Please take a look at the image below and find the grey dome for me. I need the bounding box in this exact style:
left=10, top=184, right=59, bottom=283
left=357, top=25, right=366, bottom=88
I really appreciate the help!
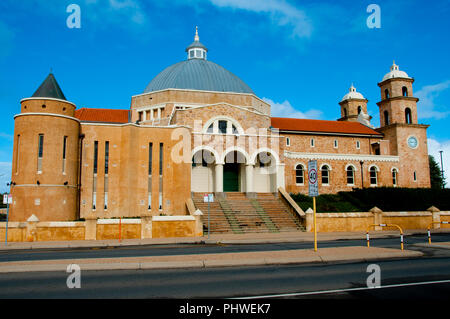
left=143, top=59, right=254, bottom=94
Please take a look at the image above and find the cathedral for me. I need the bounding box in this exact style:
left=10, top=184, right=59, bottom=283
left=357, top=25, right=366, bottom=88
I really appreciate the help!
left=9, top=29, right=431, bottom=222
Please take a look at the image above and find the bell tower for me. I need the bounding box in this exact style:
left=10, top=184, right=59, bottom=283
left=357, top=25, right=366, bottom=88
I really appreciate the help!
left=377, top=61, right=418, bottom=127
left=376, top=62, right=430, bottom=188
left=338, top=84, right=370, bottom=123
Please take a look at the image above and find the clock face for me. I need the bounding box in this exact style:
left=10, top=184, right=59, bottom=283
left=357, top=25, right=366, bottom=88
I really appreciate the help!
left=407, top=136, right=418, bottom=149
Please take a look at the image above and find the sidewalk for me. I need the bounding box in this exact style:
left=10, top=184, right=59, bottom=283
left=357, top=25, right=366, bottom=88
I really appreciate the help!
left=0, top=246, right=423, bottom=273
left=1, top=228, right=447, bottom=251
left=0, top=230, right=440, bottom=273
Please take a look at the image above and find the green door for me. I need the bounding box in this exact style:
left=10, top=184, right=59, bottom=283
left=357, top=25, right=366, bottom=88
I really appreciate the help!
left=223, top=164, right=239, bottom=192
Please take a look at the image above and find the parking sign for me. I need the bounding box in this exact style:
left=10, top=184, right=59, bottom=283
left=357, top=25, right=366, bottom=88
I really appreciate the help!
left=308, top=160, right=319, bottom=197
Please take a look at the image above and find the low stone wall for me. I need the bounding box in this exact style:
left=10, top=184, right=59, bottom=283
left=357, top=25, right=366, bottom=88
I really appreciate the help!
left=0, top=215, right=199, bottom=242
left=305, top=207, right=450, bottom=233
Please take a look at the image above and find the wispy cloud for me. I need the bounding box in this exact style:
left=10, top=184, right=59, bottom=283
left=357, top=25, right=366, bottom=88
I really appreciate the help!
left=83, top=0, right=147, bottom=26
left=416, top=80, right=450, bottom=120
left=263, top=97, right=322, bottom=119
left=208, top=0, right=313, bottom=39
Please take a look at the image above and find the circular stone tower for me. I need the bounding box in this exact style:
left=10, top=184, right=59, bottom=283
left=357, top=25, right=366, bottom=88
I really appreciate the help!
left=10, top=73, right=81, bottom=221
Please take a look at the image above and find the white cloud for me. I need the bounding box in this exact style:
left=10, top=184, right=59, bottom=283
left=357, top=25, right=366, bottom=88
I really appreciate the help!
left=263, top=97, right=322, bottom=119
left=416, top=80, right=450, bottom=120
left=428, top=138, right=450, bottom=185
left=208, top=0, right=312, bottom=39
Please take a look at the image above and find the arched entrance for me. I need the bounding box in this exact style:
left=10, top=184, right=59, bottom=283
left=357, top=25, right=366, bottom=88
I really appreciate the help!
left=223, top=151, right=247, bottom=192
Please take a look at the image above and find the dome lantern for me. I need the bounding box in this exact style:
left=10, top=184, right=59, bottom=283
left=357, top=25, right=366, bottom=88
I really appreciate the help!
left=186, top=26, right=208, bottom=60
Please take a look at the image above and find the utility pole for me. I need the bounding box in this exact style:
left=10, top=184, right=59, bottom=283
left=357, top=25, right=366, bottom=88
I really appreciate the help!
left=439, top=151, right=445, bottom=189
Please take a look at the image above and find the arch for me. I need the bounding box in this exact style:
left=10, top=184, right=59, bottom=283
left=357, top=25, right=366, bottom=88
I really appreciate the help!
left=345, top=163, right=358, bottom=172
left=368, top=164, right=380, bottom=172
left=221, top=146, right=249, bottom=165
left=191, top=145, right=220, bottom=164
left=405, top=108, right=412, bottom=124
left=343, top=108, right=348, bottom=117
left=402, top=86, right=408, bottom=97
left=320, top=163, right=333, bottom=171
left=357, top=106, right=362, bottom=114
left=249, top=148, right=280, bottom=166
left=385, top=89, right=390, bottom=99
left=203, top=116, right=245, bottom=135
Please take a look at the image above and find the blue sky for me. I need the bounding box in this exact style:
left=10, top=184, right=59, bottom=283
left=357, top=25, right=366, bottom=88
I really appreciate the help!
left=0, top=0, right=449, bottom=191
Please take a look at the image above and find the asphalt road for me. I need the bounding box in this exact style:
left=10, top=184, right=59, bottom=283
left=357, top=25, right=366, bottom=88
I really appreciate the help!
left=1, top=233, right=450, bottom=262
left=0, top=256, right=449, bottom=299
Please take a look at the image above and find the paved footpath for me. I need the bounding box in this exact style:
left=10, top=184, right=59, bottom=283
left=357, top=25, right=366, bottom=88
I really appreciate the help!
left=1, top=229, right=446, bottom=273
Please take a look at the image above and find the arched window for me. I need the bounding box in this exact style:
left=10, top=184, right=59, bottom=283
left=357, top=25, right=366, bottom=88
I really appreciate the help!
left=357, top=106, right=362, bottom=114
left=385, top=89, right=390, bottom=99
left=343, top=108, right=348, bottom=117
left=384, top=111, right=390, bottom=126
left=405, top=108, right=412, bottom=124
left=321, top=165, right=330, bottom=185
left=346, top=166, right=355, bottom=185
left=295, top=164, right=304, bottom=184
left=392, top=168, right=398, bottom=186
left=402, top=86, right=408, bottom=97
left=370, top=166, right=378, bottom=186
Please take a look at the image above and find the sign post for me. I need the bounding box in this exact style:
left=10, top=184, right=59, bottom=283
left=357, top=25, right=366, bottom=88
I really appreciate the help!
left=308, top=160, right=319, bottom=252
left=204, top=193, right=214, bottom=239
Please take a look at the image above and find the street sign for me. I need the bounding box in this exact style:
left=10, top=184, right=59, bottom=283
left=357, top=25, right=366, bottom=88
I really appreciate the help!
left=308, top=160, right=319, bottom=197
left=203, top=193, right=214, bottom=203
left=3, top=194, right=11, bottom=204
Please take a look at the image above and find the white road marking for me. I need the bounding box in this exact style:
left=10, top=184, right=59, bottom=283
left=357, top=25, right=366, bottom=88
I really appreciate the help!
left=233, top=279, right=450, bottom=299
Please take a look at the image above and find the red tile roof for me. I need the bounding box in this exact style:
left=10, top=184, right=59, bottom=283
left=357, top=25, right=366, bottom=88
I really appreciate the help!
left=271, top=117, right=382, bottom=136
left=75, top=108, right=129, bottom=124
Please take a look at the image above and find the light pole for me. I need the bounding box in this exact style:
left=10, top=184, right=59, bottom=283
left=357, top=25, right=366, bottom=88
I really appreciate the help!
left=439, top=151, right=445, bottom=189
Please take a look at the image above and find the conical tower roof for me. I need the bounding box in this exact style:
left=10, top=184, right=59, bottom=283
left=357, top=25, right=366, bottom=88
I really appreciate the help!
left=32, top=73, right=67, bottom=100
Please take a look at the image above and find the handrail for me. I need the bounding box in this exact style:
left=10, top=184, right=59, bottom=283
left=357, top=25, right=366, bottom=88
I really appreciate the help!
left=427, top=221, right=450, bottom=244
left=366, top=223, right=404, bottom=251
left=278, top=187, right=305, bottom=217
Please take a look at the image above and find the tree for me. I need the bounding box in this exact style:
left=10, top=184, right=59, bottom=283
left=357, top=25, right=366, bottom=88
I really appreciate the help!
left=429, top=155, right=446, bottom=189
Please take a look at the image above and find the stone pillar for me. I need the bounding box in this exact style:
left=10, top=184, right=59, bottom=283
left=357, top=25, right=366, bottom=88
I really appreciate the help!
left=428, top=206, right=441, bottom=229
left=369, top=207, right=383, bottom=231
left=305, top=208, right=314, bottom=232
left=85, top=218, right=97, bottom=240
left=141, top=216, right=153, bottom=239
left=245, top=164, right=254, bottom=194
left=215, top=163, right=224, bottom=193
left=25, top=214, right=39, bottom=242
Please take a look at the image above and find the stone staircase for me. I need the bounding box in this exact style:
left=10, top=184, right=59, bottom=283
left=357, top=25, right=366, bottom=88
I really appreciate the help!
left=192, top=192, right=305, bottom=234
